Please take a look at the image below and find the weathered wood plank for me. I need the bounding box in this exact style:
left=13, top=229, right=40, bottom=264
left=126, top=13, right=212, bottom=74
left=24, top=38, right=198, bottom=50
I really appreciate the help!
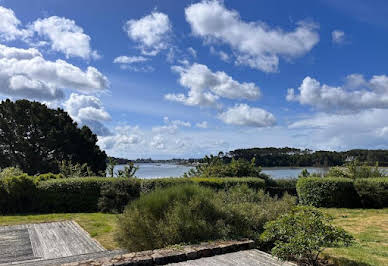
left=168, top=250, right=295, bottom=266
left=0, top=221, right=106, bottom=264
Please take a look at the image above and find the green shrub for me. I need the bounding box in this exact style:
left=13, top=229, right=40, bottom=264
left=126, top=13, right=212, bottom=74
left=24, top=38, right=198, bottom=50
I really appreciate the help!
left=297, top=177, right=359, bottom=208
left=140, top=177, right=265, bottom=194
left=34, top=173, right=65, bottom=183
left=0, top=167, right=24, bottom=179
left=116, top=184, right=228, bottom=251
left=37, top=177, right=115, bottom=212
left=192, top=177, right=265, bottom=191
left=140, top=178, right=193, bottom=193
left=98, top=178, right=141, bottom=213
left=327, top=160, right=384, bottom=179
left=354, top=178, right=388, bottom=208
left=184, top=157, right=269, bottom=180
left=116, top=184, right=296, bottom=252
left=265, top=179, right=297, bottom=197
left=261, top=206, right=353, bottom=265
left=0, top=174, right=37, bottom=214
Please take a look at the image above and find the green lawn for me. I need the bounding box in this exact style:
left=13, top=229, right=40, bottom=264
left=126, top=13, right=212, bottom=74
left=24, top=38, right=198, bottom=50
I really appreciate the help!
left=0, top=213, right=119, bottom=250
left=0, top=209, right=386, bottom=265
left=322, top=208, right=388, bottom=266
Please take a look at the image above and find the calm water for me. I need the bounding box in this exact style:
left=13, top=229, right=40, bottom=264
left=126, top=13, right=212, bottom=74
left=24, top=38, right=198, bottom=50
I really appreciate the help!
left=114, top=164, right=388, bottom=179
left=114, top=164, right=330, bottom=179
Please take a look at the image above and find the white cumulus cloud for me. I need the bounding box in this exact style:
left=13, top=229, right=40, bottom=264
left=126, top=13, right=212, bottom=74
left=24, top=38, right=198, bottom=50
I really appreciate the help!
left=0, top=44, right=108, bottom=101
left=219, top=104, right=276, bottom=127
left=185, top=0, right=319, bottom=72
left=64, top=93, right=111, bottom=136
left=124, top=11, right=172, bottom=56
left=0, top=6, right=30, bottom=41
left=287, top=75, right=388, bottom=112
left=113, top=55, right=149, bottom=64
left=30, top=16, right=100, bottom=60
left=165, top=63, right=260, bottom=107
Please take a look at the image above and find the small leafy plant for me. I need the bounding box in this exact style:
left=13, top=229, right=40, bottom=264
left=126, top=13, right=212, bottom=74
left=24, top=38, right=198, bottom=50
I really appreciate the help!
left=261, top=206, right=353, bottom=265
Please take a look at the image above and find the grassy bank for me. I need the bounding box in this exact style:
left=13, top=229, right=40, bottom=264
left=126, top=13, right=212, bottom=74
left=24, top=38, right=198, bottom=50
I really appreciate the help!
left=0, top=213, right=118, bottom=250
left=322, top=208, right=388, bottom=266
left=0, top=209, right=386, bottom=265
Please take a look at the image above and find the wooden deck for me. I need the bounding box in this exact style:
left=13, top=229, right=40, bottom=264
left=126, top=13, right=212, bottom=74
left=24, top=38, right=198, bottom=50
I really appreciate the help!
left=168, top=249, right=295, bottom=266
left=0, top=221, right=106, bottom=265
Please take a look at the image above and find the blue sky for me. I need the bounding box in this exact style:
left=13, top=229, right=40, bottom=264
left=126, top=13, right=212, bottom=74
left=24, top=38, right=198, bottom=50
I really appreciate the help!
left=1, top=0, right=388, bottom=159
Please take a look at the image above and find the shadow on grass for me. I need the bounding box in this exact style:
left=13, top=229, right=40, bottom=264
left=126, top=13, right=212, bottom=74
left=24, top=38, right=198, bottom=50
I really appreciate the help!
left=328, top=256, right=372, bottom=266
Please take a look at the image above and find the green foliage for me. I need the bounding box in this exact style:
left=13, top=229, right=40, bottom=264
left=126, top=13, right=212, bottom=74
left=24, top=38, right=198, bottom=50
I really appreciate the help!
left=0, top=174, right=37, bottom=214
left=58, top=160, right=96, bottom=178
left=37, top=177, right=115, bottom=213
left=0, top=99, right=107, bottom=175
left=117, top=162, right=138, bottom=178
left=98, top=178, right=141, bottom=213
left=140, top=177, right=265, bottom=194
left=184, top=156, right=269, bottom=180
left=0, top=167, right=24, bottom=179
left=327, top=160, right=384, bottom=179
left=297, top=177, right=359, bottom=208
left=106, top=158, right=116, bottom=177
left=116, top=184, right=296, bottom=251
left=265, top=178, right=298, bottom=197
left=34, top=173, right=65, bottom=182
left=299, top=168, right=310, bottom=178
left=261, top=206, right=353, bottom=265
left=354, top=178, right=388, bottom=208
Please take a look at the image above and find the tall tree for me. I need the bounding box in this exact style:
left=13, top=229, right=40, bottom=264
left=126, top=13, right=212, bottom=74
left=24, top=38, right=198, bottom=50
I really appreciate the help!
left=0, top=99, right=107, bottom=175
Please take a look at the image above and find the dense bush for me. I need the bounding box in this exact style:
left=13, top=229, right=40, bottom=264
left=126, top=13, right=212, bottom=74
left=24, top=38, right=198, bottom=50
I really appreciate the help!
left=261, top=206, right=353, bottom=265
left=265, top=178, right=297, bottom=197
left=354, top=178, right=388, bottom=208
left=34, top=173, right=65, bottom=182
left=0, top=174, right=37, bottom=214
left=140, top=177, right=265, bottom=193
left=297, top=177, right=359, bottom=208
left=37, top=177, right=115, bottom=212
left=98, top=178, right=141, bottom=213
left=0, top=167, right=24, bottom=179
left=184, top=157, right=269, bottom=180
left=192, top=177, right=265, bottom=191
left=326, top=160, right=384, bottom=179
left=116, top=184, right=296, bottom=251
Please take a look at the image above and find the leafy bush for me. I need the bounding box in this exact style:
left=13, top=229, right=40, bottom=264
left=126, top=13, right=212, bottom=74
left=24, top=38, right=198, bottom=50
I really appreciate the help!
left=116, top=184, right=296, bottom=251
left=354, top=178, right=388, bottom=208
left=37, top=177, right=115, bottom=212
left=34, top=173, right=65, bottom=183
left=261, top=206, right=353, bottom=265
left=0, top=167, right=24, bottom=179
left=327, top=160, right=384, bottom=179
left=184, top=157, right=269, bottom=180
left=265, top=178, right=297, bottom=197
left=0, top=174, right=37, bottom=214
left=192, top=177, right=265, bottom=191
left=98, top=178, right=141, bottom=213
left=140, top=177, right=265, bottom=194
left=117, top=162, right=139, bottom=178
left=297, top=177, right=359, bottom=208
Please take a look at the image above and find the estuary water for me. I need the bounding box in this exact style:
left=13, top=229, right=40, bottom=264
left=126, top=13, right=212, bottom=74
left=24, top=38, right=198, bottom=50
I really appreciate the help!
left=114, top=163, right=330, bottom=179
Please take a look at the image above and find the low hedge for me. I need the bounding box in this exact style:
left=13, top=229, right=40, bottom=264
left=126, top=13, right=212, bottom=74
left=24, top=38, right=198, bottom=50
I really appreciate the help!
left=297, top=177, right=359, bottom=208
left=354, top=178, right=388, bottom=208
left=265, top=179, right=297, bottom=197
left=0, top=174, right=37, bottom=214
left=140, top=177, right=265, bottom=193
left=37, top=177, right=116, bottom=213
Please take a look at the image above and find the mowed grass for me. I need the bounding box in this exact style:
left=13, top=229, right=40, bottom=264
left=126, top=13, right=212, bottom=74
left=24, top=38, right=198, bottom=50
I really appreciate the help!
left=0, top=213, right=119, bottom=250
left=322, top=208, right=388, bottom=266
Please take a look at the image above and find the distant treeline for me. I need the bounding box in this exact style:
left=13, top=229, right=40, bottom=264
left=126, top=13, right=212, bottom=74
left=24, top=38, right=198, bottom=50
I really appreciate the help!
left=109, top=147, right=388, bottom=167
left=223, top=147, right=388, bottom=167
